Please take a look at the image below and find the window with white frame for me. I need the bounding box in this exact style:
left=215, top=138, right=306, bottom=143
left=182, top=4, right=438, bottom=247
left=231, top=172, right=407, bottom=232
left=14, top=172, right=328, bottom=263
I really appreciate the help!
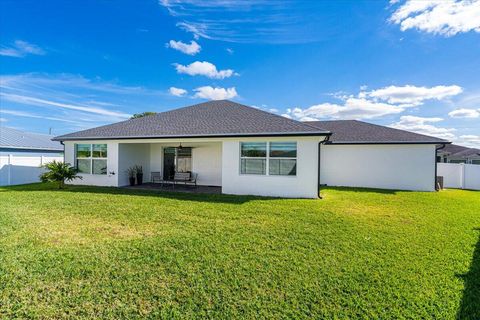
left=240, top=142, right=267, bottom=174
left=269, top=142, right=297, bottom=176
left=240, top=141, right=297, bottom=176
left=75, top=144, right=108, bottom=175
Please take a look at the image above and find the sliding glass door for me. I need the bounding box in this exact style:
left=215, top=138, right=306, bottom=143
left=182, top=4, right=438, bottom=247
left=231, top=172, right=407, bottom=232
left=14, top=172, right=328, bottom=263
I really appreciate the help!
left=163, top=147, right=192, bottom=179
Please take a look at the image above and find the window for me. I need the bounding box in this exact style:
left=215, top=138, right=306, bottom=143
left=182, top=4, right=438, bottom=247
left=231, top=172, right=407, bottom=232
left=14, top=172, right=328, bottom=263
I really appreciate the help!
left=240, top=141, right=297, bottom=176
left=269, top=142, right=297, bottom=176
left=75, top=144, right=108, bottom=174
left=240, top=142, right=266, bottom=174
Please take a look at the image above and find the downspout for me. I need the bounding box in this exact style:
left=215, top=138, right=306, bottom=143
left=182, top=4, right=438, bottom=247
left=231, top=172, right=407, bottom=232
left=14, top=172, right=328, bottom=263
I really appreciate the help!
left=435, top=144, right=446, bottom=191
left=318, top=134, right=331, bottom=199
left=60, top=141, right=65, bottom=164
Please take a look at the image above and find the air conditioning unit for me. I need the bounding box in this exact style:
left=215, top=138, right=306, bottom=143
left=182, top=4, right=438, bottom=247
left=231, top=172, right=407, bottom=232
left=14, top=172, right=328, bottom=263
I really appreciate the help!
left=436, top=176, right=444, bottom=190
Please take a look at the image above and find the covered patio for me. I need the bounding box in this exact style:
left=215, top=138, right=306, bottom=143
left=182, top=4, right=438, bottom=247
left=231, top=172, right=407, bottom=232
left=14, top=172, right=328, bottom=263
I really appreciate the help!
left=117, top=140, right=223, bottom=188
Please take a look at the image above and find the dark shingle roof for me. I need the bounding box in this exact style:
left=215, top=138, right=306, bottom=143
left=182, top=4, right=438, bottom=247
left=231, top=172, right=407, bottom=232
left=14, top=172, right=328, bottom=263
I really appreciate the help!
left=0, top=127, right=63, bottom=151
left=305, top=120, right=448, bottom=144
left=54, top=100, right=329, bottom=141
left=441, top=144, right=480, bottom=157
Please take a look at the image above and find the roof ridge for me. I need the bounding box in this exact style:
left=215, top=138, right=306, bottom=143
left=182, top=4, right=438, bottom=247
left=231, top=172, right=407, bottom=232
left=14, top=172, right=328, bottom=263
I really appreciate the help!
left=215, top=100, right=330, bottom=131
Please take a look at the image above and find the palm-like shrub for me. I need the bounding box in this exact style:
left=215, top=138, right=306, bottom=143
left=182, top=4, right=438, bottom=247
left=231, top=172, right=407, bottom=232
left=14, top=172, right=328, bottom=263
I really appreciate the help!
left=40, top=161, right=82, bottom=189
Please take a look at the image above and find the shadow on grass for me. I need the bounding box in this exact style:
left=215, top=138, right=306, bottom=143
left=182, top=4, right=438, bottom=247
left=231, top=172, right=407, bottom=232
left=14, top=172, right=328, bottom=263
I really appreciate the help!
left=0, top=182, right=287, bottom=205
left=457, top=228, right=480, bottom=320
left=321, top=186, right=407, bottom=195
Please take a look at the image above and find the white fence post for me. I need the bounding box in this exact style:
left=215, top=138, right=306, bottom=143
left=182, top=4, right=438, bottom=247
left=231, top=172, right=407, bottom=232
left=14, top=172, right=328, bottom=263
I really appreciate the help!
left=7, top=154, right=12, bottom=186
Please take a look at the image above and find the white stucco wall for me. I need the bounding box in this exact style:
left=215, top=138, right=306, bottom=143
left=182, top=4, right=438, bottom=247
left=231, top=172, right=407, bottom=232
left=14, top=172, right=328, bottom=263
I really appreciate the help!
left=64, top=141, right=119, bottom=187
left=118, top=143, right=150, bottom=186
left=192, top=143, right=222, bottom=186
left=320, top=144, right=436, bottom=191
left=221, top=137, right=320, bottom=198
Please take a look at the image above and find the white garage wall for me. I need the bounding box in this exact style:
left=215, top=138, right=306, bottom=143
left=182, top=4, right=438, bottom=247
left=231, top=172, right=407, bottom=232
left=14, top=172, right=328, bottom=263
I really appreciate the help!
left=64, top=141, right=119, bottom=187
left=320, top=144, right=436, bottom=191
left=222, top=137, right=320, bottom=198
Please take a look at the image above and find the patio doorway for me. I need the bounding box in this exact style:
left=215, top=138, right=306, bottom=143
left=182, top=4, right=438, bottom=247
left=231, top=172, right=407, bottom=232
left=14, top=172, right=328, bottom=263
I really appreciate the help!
left=163, top=147, right=192, bottom=179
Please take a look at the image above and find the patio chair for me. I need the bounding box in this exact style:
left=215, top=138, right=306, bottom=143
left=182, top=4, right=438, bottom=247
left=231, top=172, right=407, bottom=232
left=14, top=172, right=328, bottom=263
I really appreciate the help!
left=173, top=172, right=197, bottom=188
left=151, top=172, right=162, bottom=183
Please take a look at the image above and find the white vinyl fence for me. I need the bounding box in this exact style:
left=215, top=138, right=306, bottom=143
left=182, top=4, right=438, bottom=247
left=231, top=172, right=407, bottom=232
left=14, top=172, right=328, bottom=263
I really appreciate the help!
left=0, top=155, right=63, bottom=186
left=437, top=163, right=480, bottom=191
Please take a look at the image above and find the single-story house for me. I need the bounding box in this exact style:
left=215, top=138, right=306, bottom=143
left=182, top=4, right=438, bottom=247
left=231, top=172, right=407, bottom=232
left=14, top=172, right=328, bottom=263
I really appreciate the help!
left=437, top=144, right=480, bottom=165
left=1, top=127, right=64, bottom=186
left=53, top=100, right=448, bottom=198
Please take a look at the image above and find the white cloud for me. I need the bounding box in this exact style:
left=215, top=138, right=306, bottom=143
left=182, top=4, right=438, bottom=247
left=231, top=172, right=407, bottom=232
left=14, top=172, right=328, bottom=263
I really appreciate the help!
left=366, top=85, right=462, bottom=107
left=0, top=40, right=45, bottom=58
left=0, top=117, right=7, bottom=122
left=448, top=108, right=480, bottom=118
left=174, top=61, right=235, bottom=79
left=226, top=48, right=234, bottom=54
left=167, top=40, right=201, bottom=55
left=457, top=134, right=480, bottom=148
left=169, top=87, right=187, bottom=97
left=286, top=98, right=404, bottom=121
left=1, top=109, right=84, bottom=124
left=390, top=0, right=480, bottom=36
left=160, top=1, right=334, bottom=44
left=193, top=86, right=237, bottom=100
left=390, top=115, right=456, bottom=140
left=286, top=84, right=465, bottom=121
left=1, top=93, right=130, bottom=118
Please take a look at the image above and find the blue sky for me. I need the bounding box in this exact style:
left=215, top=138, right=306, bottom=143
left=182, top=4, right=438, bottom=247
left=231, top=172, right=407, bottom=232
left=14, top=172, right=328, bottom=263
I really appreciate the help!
left=1, top=0, right=479, bottom=147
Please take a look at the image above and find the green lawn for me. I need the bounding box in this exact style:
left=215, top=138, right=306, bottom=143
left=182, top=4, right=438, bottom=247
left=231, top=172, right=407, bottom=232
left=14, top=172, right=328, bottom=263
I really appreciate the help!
left=0, top=183, right=479, bottom=319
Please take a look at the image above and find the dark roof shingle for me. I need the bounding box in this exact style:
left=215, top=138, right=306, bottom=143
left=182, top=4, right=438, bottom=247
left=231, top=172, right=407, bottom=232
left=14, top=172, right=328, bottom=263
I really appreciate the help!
left=54, top=100, right=328, bottom=141
left=305, top=120, right=448, bottom=144
left=441, top=144, right=480, bottom=157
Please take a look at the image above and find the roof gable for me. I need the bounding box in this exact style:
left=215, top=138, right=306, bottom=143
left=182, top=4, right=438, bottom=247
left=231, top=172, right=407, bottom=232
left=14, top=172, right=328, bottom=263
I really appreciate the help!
left=54, top=100, right=328, bottom=141
left=305, top=120, right=448, bottom=144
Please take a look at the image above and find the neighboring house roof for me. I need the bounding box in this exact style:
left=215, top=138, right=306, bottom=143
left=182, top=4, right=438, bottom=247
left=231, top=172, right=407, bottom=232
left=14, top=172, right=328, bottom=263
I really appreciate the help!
left=0, top=127, right=63, bottom=151
left=305, top=120, right=448, bottom=144
left=440, top=144, right=480, bottom=158
left=53, top=100, right=329, bottom=141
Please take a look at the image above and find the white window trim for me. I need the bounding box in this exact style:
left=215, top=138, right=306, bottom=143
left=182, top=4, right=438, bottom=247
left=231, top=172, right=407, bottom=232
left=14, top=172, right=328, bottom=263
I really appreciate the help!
left=75, top=143, right=108, bottom=175
left=239, top=142, right=297, bottom=176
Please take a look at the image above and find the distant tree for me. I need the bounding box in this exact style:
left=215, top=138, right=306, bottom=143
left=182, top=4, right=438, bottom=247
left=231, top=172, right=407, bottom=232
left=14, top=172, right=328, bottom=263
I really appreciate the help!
left=39, top=161, right=81, bottom=189
left=130, top=112, right=156, bottom=119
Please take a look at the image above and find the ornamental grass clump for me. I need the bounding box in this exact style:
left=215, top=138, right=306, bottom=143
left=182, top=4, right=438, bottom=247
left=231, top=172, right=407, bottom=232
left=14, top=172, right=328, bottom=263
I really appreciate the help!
left=39, top=160, right=82, bottom=189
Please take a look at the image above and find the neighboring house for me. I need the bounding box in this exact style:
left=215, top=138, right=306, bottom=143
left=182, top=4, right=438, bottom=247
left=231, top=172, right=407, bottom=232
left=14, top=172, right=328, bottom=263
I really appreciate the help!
left=0, top=127, right=64, bottom=186
left=437, top=144, right=480, bottom=164
left=53, top=100, right=448, bottom=198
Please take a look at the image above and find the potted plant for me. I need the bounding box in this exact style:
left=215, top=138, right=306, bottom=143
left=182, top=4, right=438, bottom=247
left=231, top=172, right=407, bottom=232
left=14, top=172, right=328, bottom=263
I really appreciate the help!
left=135, top=165, right=143, bottom=185
left=127, top=166, right=136, bottom=186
